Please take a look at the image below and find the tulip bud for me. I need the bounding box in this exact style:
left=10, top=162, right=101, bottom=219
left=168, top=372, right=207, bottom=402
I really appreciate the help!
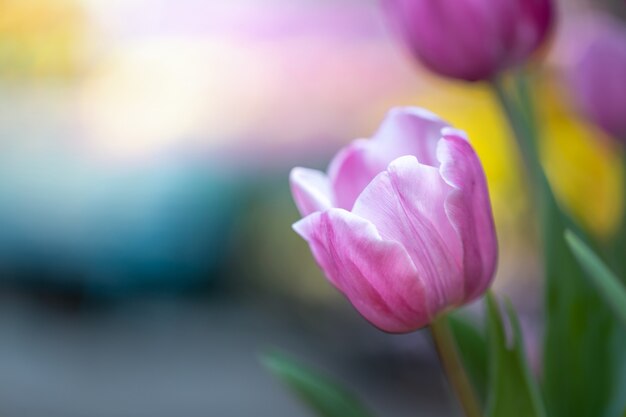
left=384, top=0, right=554, bottom=81
left=290, top=108, right=498, bottom=333
left=565, top=15, right=626, bottom=141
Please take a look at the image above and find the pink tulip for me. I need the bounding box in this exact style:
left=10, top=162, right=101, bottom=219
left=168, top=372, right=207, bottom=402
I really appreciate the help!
left=290, top=108, right=498, bottom=333
left=565, top=15, right=626, bottom=141
left=384, top=0, right=554, bottom=81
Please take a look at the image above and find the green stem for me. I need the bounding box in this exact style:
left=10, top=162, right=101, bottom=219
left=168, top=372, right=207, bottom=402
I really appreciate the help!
left=513, top=69, right=539, bottom=138
left=609, top=153, right=626, bottom=283
left=490, top=76, right=542, bottom=189
left=430, top=315, right=483, bottom=417
left=490, top=75, right=557, bottom=215
left=490, top=70, right=602, bottom=417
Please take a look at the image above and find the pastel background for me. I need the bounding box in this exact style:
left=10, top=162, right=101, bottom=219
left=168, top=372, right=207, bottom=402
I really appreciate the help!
left=0, top=0, right=622, bottom=416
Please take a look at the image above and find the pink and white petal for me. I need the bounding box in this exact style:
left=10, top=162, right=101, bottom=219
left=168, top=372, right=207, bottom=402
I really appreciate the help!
left=327, top=140, right=387, bottom=211
left=327, top=108, right=450, bottom=211
left=290, top=167, right=333, bottom=216
left=437, top=130, right=498, bottom=302
left=372, top=107, right=450, bottom=167
left=352, top=155, right=464, bottom=315
left=293, top=208, right=430, bottom=333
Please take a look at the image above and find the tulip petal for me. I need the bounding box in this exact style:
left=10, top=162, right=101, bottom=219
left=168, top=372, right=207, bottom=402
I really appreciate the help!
left=437, top=129, right=498, bottom=301
left=384, top=0, right=553, bottom=81
left=371, top=107, right=450, bottom=167
left=327, top=139, right=384, bottom=211
left=328, top=108, right=449, bottom=210
left=570, top=19, right=626, bottom=140
left=290, top=167, right=333, bottom=216
left=293, top=208, right=430, bottom=332
left=352, top=155, right=464, bottom=315
left=385, top=0, right=497, bottom=80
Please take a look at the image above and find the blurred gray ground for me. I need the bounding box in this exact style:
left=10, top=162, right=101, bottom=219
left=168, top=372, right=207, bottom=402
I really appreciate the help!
left=0, top=293, right=451, bottom=417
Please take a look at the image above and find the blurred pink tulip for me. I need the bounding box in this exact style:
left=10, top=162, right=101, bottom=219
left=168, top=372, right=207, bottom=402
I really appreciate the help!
left=384, top=0, right=554, bottom=81
left=566, top=16, right=626, bottom=141
left=290, top=108, right=498, bottom=332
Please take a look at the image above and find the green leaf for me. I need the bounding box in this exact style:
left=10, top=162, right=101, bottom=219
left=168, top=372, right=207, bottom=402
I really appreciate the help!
left=261, top=350, right=377, bottom=417
left=485, top=293, right=545, bottom=417
left=541, top=193, right=625, bottom=417
left=565, top=230, right=626, bottom=327
left=495, top=68, right=626, bottom=417
left=448, top=312, right=488, bottom=405
left=563, top=229, right=626, bottom=417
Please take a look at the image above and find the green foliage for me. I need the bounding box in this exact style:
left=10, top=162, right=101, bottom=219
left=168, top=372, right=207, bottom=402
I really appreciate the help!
left=564, top=229, right=626, bottom=417
left=485, top=293, right=545, bottom=417
left=540, top=191, right=625, bottom=417
left=448, top=313, right=488, bottom=405
left=495, top=72, right=626, bottom=417
left=565, top=230, right=626, bottom=327
left=261, top=351, right=377, bottom=417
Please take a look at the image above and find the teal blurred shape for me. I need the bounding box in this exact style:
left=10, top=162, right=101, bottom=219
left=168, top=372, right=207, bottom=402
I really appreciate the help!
left=0, top=151, right=242, bottom=296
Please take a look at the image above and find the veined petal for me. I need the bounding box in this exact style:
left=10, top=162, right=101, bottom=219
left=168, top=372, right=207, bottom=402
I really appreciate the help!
left=293, top=208, right=430, bottom=333
left=327, top=108, right=450, bottom=210
left=352, top=155, right=463, bottom=315
left=290, top=167, right=333, bottom=216
left=437, top=130, right=498, bottom=302
left=327, top=140, right=384, bottom=211
left=371, top=107, right=450, bottom=167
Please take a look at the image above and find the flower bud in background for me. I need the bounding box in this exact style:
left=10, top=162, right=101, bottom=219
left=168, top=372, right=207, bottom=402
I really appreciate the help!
left=564, top=15, right=626, bottom=141
left=384, top=0, right=554, bottom=81
left=290, top=108, right=498, bottom=333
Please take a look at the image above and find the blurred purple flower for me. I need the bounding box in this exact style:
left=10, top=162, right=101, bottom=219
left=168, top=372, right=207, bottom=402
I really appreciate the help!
left=290, top=108, right=498, bottom=333
left=384, top=0, right=554, bottom=81
left=566, top=15, right=626, bottom=141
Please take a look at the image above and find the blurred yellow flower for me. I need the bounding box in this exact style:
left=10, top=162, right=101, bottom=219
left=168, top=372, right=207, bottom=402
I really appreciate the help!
left=0, top=0, right=84, bottom=79
left=538, top=78, right=623, bottom=238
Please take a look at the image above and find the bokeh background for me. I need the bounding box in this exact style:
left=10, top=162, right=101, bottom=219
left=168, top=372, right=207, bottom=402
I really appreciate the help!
left=0, top=0, right=623, bottom=416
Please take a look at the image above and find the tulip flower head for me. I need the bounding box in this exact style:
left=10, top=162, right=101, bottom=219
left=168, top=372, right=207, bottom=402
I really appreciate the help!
left=384, top=0, right=554, bottom=81
left=566, top=16, right=626, bottom=141
left=290, top=108, right=498, bottom=333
